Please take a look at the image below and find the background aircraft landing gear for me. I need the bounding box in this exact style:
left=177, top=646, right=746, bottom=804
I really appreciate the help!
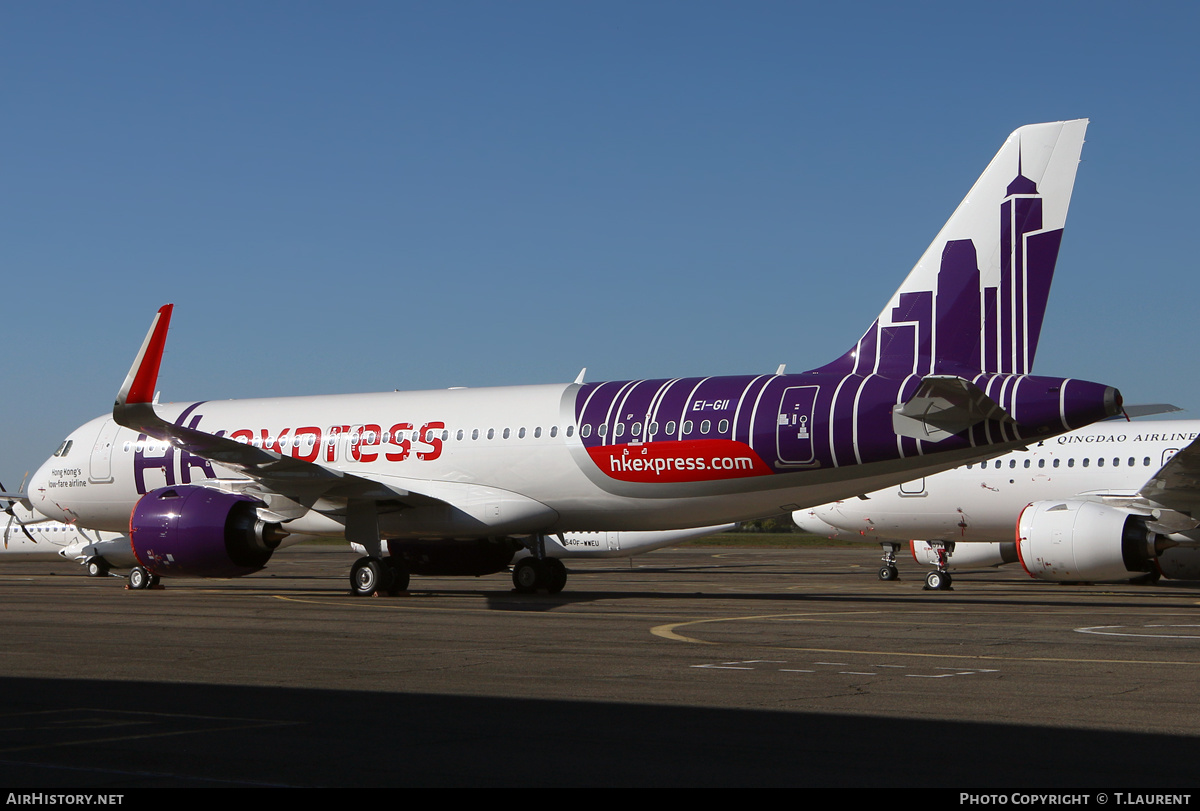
left=878, top=542, right=900, bottom=581
left=924, top=570, right=952, bottom=590
left=923, top=541, right=953, bottom=590
left=85, top=557, right=110, bottom=578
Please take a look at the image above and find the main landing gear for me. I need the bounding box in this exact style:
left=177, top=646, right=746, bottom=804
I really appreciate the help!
left=878, top=542, right=900, bottom=581
left=512, top=534, right=568, bottom=594
left=511, top=557, right=567, bottom=594
left=349, top=556, right=410, bottom=596
left=126, top=566, right=161, bottom=590
left=922, top=541, right=953, bottom=591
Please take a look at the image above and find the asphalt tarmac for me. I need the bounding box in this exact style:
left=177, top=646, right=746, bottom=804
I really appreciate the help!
left=2, top=544, right=1199, bottom=787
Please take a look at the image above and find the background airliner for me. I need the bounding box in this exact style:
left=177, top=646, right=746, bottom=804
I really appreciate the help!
left=795, top=417, right=1200, bottom=587
left=1, top=494, right=131, bottom=576
left=25, top=120, right=1121, bottom=595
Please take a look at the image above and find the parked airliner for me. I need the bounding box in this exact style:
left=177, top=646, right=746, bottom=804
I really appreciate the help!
left=794, top=418, right=1200, bottom=587
left=26, top=120, right=1122, bottom=595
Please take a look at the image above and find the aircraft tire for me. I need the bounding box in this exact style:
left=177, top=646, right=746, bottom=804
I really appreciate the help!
left=512, top=558, right=543, bottom=593
left=544, top=559, right=567, bottom=594
left=350, top=556, right=390, bottom=596
left=86, top=558, right=110, bottom=578
left=878, top=565, right=899, bottom=581
left=384, top=557, right=410, bottom=594
left=128, top=566, right=150, bottom=590
left=924, top=570, right=952, bottom=591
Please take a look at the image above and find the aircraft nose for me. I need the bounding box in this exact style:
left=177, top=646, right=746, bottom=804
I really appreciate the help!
left=792, top=509, right=832, bottom=535
left=26, top=458, right=58, bottom=520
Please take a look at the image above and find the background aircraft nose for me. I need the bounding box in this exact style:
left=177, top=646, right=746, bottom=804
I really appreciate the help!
left=25, top=459, right=58, bottom=520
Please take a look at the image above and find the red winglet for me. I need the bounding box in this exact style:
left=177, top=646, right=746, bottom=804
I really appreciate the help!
left=118, top=304, right=174, bottom=406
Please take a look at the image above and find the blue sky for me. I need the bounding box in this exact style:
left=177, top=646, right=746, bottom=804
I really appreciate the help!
left=3, top=2, right=1198, bottom=487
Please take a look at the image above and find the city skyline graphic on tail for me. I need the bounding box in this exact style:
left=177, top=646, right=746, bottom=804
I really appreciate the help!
left=575, top=119, right=1114, bottom=490
left=26, top=120, right=1122, bottom=595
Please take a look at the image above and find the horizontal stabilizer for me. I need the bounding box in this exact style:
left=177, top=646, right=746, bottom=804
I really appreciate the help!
left=1110, top=403, right=1184, bottom=420
left=892, top=376, right=1015, bottom=442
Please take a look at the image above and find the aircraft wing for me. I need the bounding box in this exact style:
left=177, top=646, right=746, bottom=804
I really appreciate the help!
left=1138, top=434, right=1200, bottom=518
left=111, top=306, right=438, bottom=507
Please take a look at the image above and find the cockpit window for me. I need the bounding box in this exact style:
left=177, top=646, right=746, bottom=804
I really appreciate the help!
left=54, top=440, right=73, bottom=457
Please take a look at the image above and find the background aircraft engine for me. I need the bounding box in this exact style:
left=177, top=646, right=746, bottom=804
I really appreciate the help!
left=130, top=486, right=286, bottom=577
left=386, top=538, right=522, bottom=576
left=1016, top=500, right=1157, bottom=582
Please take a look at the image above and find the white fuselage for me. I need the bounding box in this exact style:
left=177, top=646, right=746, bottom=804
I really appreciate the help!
left=31, top=383, right=1023, bottom=538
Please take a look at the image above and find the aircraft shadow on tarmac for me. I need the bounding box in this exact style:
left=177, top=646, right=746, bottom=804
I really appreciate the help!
left=1, top=676, right=1196, bottom=788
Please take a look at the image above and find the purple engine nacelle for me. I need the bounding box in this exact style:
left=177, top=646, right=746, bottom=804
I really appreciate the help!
left=130, top=486, right=285, bottom=578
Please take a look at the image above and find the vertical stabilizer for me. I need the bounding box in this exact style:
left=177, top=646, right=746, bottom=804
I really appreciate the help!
left=822, top=120, right=1087, bottom=379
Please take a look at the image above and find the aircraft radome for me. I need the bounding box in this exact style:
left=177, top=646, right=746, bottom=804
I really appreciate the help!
left=795, top=414, right=1200, bottom=589
left=26, top=120, right=1122, bottom=595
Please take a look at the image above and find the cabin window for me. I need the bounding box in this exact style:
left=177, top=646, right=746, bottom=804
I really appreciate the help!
left=718, top=419, right=729, bottom=434
left=614, top=423, right=625, bottom=438
left=518, top=427, right=526, bottom=439
left=1009, top=459, right=1016, bottom=469
left=1097, top=458, right=1105, bottom=467
left=648, top=422, right=659, bottom=436
left=1023, top=459, right=1030, bottom=468
left=1128, top=457, right=1135, bottom=467
left=700, top=420, right=711, bottom=434
left=487, top=428, right=495, bottom=440
left=666, top=421, right=677, bottom=435
left=1053, top=458, right=1060, bottom=468
left=1038, top=459, right=1045, bottom=468
left=1068, top=459, right=1075, bottom=468
left=1144, top=457, right=1151, bottom=466
left=580, top=425, right=590, bottom=438
left=631, top=422, right=642, bottom=437
left=683, top=420, right=693, bottom=435
left=503, top=428, right=511, bottom=439
left=598, top=424, right=608, bottom=438
left=566, top=426, right=574, bottom=437
left=456, top=430, right=464, bottom=441
left=1082, top=458, right=1090, bottom=467
left=534, top=427, right=542, bottom=439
